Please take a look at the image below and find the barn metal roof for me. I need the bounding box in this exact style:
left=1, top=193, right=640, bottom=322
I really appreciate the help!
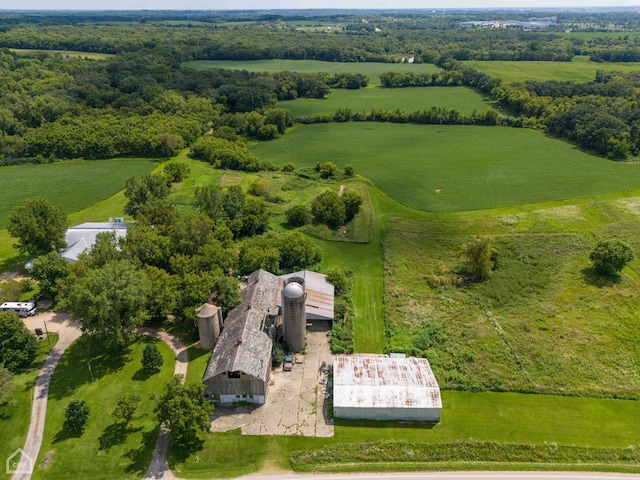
left=333, top=356, right=442, bottom=410
left=203, top=269, right=277, bottom=382
left=276, top=270, right=334, bottom=321
left=62, top=222, right=131, bottom=262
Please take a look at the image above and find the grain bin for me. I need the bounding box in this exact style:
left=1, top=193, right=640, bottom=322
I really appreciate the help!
left=195, top=303, right=223, bottom=351
left=282, top=277, right=306, bottom=352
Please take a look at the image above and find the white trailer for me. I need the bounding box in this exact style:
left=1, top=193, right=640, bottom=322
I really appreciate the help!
left=0, top=301, right=37, bottom=317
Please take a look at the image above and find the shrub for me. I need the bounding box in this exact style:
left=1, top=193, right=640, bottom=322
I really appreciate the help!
left=285, top=205, right=311, bottom=227
left=589, top=239, right=634, bottom=277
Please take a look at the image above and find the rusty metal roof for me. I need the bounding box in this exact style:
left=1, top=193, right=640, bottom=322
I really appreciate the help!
left=333, top=356, right=442, bottom=410
left=203, top=269, right=277, bottom=382
left=276, top=270, right=334, bottom=321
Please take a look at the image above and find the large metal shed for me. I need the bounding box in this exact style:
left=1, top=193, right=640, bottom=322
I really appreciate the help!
left=333, top=355, right=442, bottom=422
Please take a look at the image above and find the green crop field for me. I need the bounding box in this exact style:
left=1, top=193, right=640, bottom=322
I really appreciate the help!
left=9, top=48, right=115, bottom=60
left=278, top=86, right=496, bottom=117
left=464, top=55, right=640, bottom=83
left=181, top=59, right=441, bottom=85
left=0, top=159, right=156, bottom=228
left=251, top=122, right=640, bottom=213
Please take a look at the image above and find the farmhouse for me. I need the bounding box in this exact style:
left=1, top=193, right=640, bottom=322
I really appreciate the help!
left=61, top=221, right=132, bottom=263
left=202, top=269, right=334, bottom=404
left=333, top=355, right=442, bottom=422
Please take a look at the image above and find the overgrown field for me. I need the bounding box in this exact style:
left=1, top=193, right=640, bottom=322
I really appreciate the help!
left=464, top=55, right=640, bottom=83
left=384, top=197, right=640, bottom=398
left=33, top=336, right=175, bottom=480
left=181, top=59, right=441, bottom=85
left=0, top=159, right=156, bottom=228
left=251, top=123, right=640, bottom=213
left=278, top=86, right=496, bottom=117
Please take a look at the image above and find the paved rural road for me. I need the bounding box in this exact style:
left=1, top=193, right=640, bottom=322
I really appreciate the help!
left=14, top=312, right=81, bottom=480
left=237, top=473, right=640, bottom=480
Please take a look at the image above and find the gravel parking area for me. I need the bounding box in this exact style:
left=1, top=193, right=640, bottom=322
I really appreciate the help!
left=210, top=327, right=334, bottom=437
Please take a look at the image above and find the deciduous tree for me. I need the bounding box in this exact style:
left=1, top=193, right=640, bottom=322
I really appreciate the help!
left=0, top=312, right=39, bottom=372
left=8, top=198, right=68, bottom=257
left=154, top=375, right=212, bottom=443
left=461, top=237, right=498, bottom=281
left=589, top=239, right=634, bottom=277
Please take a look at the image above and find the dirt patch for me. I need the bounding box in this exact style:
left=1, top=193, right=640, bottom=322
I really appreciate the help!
left=337, top=185, right=346, bottom=196
left=0, top=271, right=29, bottom=281
left=39, top=450, right=54, bottom=469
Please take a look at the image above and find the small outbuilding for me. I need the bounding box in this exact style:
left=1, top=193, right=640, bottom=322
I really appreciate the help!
left=333, top=355, right=442, bottom=422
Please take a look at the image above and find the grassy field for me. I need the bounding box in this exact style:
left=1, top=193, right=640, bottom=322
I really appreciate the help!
left=464, top=55, right=640, bottom=83
left=278, top=86, right=496, bottom=117
left=9, top=48, right=115, bottom=60
left=251, top=123, right=640, bottom=213
left=0, top=159, right=156, bottom=229
left=181, top=59, right=441, bottom=85
left=384, top=195, right=640, bottom=398
left=0, top=334, right=58, bottom=471
left=33, top=336, right=175, bottom=480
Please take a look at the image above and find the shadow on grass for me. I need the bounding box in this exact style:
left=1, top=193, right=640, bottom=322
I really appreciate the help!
left=48, top=335, right=131, bottom=401
left=123, top=426, right=161, bottom=476
left=167, top=434, right=205, bottom=467
left=99, top=423, right=143, bottom=451
left=186, top=345, right=208, bottom=362
left=581, top=267, right=621, bottom=288
left=132, top=368, right=156, bottom=381
left=53, top=426, right=84, bottom=444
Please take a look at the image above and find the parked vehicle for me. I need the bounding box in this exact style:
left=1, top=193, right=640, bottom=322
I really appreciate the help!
left=283, top=353, right=294, bottom=371
left=0, top=301, right=37, bottom=317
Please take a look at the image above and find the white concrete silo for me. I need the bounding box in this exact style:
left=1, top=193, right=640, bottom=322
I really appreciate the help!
left=282, top=277, right=306, bottom=352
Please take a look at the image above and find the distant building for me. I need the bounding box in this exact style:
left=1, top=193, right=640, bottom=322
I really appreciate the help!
left=61, top=221, right=131, bottom=263
left=333, top=355, right=442, bottom=422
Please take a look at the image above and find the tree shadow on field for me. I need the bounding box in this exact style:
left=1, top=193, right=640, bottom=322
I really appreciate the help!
left=167, top=433, right=205, bottom=467
left=132, top=367, right=155, bottom=381
left=99, top=422, right=143, bottom=451
left=48, top=335, right=130, bottom=400
left=53, top=426, right=83, bottom=444
left=581, top=267, right=621, bottom=288
left=124, top=427, right=161, bottom=476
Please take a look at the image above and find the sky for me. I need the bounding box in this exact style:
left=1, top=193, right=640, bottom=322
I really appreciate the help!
left=7, top=0, right=640, bottom=11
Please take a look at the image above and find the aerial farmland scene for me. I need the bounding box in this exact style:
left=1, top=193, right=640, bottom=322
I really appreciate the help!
left=1, top=4, right=640, bottom=480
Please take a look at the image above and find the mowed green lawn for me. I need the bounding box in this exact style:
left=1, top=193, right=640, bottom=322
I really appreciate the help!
left=33, top=336, right=175, bottom=480
left=278, top=86, right=496, bottom=117
left=181, top=59, right=441, bottom=85
left=0, top=159, right=156, bottom=228
left=173, top=389, right=640, bottom=478
left=251, top=123, right=640, bottom=213
left=464, top=55, right=640, bottom=83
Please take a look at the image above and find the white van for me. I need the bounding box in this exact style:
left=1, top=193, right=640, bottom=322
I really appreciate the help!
left=0, top=301, right=37, bottom=317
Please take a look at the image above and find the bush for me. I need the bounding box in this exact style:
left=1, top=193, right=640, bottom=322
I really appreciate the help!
left=285, top=205, right=311, bottom=227
left=64, top=399, right=90, bottom=434
left=589, top=239, right=635, bottom=277
left=272, top=341, right=286, bottom=367
left=0, top=312, right=39, bottom=372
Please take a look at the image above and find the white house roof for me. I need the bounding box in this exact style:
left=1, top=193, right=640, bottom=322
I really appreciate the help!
left=61, top=222, right=131, bottom=262
left=276, top=270, right=334, bottom=321
left=333, top=355, right=442, bottom=410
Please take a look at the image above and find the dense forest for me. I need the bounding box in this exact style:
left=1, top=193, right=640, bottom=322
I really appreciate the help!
left=1, top=9, right=640, bottom=161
